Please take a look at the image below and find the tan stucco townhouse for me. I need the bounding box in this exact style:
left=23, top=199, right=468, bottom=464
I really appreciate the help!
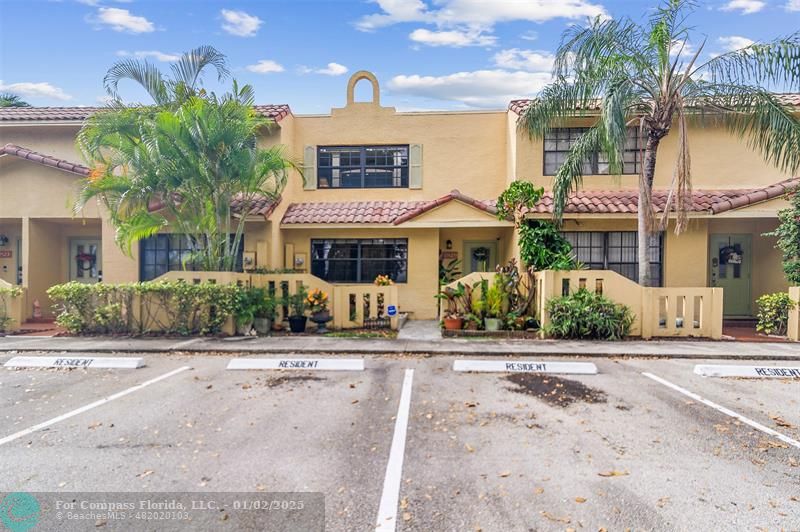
left=0, top=71, right=797, bottom=324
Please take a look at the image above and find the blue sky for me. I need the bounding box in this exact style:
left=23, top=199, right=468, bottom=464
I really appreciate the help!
left=1, top=0, right=798, bottom=113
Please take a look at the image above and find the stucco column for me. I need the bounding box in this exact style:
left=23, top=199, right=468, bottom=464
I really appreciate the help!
left=101, top=214, right=139, bottom=283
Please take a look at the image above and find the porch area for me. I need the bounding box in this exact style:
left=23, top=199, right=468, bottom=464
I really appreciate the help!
left=0, top=217, right=103, bottom=322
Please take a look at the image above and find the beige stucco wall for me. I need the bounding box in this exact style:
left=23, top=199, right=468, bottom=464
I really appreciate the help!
left=0, top=124, right=83, bottom=163
left=285, top=105, right=507, bottom=203
left=281, top=227, right=440, bottom=319
left=512, top=116, right=793, bottom=191
left=0, top=158, right=99, bottom=219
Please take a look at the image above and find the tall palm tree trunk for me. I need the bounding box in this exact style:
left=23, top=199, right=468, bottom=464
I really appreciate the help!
left=638, top=135, right=662, bottom=287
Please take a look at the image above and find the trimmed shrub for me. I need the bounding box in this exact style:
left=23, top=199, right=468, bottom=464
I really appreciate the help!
left=544, top=289, right=634, bottom=340
left=755, top=292, right=795, bottom=336
left=47, top=281, right=241, bottom=336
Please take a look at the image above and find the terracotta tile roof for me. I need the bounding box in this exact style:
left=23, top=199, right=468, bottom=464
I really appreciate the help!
left=392, top=190, right=498, bottom=225
left=231, top=194, right=281, bottom=219
left=522, top=178, right=800, bottom=215
left=710, top=178, right=799, bottom=214
left=282, top=200, right=428, bottom=225
left=0, top=104, right=292, bottom=122
left=509, top=93, right=800, bottom=115
left=282, top=190, right=500, bottom=225
left=281, top=179, right=798, bottom=224
left=0, top=143, right=90, bottom=176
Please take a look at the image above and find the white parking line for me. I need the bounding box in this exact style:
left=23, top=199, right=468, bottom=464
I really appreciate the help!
left=642, top=372, right=800, bottom=450
left=0, top=366, right=191, bottom=447
left=375, top=369, right=414, bottom=532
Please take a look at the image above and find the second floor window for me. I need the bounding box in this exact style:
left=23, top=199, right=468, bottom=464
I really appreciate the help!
left=544, top=128, right=641, bottom=176
left=318, top=145, right=409, bottom=188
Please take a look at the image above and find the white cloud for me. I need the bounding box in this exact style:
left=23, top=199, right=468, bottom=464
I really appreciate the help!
left=220, top=9, right=263, bottom=37
left=93, top=7, right=154, bottom=33
left=77, top=0, right=132, bottom=6
left=299, top=63, right=349, bottom=76
left=357, top=0, right=608, bottom=31
left=520, top=30, right=539, bottom=41
left=245, top=60, right=285, bottom=74
left=387, top=69, right=552, bottom=108
left=669, top=39, right=696, bottom=58
left=409, top=27, right=495, bottom=47
left=718, top=35, right=755, bottom=51
left=116, top=50, right=180, bottom=62
left=493, top=49, right=554, bottom=71
left=720, top=0, right=765, bottom=14
left=356, top=0, right=429, bottom=31
left=0, top=80, right=72, bottom=101
left=786, top=0, right=800, bottom=11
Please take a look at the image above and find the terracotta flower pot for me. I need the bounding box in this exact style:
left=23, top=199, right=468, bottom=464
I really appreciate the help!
left=443, top=317, right=463, bottom=330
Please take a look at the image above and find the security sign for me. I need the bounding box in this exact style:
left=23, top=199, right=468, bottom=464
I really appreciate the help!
left=387, top=305, right=397, bottom=317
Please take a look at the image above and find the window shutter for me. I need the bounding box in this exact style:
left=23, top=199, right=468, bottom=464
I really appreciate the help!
left=409, top=143, right=423, bottom=189
left=303, top=145, right=317, bottom=190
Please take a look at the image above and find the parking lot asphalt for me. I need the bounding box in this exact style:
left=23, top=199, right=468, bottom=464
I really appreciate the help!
left=1, top=352, right=798, bottom=531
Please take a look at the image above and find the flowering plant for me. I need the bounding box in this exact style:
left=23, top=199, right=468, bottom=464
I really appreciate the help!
left=306, top=288, right=329, bottom=314
left=374, top=274, right=393, bottom=286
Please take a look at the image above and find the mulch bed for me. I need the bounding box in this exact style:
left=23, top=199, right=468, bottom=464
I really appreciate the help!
left=441, top=329, right=541, bottom=339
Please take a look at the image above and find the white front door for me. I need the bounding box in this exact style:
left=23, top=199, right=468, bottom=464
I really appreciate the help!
left=69, top=239, right=102, bottom=283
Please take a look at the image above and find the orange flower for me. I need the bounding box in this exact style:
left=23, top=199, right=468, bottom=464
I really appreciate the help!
left=88, top=165, right=106, bottom=183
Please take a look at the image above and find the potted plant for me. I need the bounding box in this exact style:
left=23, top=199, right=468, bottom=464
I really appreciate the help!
left=463, top=312, right=481, bottom=331
left=436, top=284, right=465, bottom=330
left=483, top=284, right=504, bottom=331
left=253, top=288, right=277, bottom=335
left=287, top=285, right=309, bottom=333
left=234, top=287, right=260, bottom=335
left=307, top=288, right=330, bottom=321
left=374, top=274, right=394, bottom=286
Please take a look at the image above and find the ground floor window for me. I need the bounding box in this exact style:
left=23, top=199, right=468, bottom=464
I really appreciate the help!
left=311, top=238, right=408, bottom=283
left=562, top=231, right=663, bottom=286
left=139, top=234, right=243, bottom=281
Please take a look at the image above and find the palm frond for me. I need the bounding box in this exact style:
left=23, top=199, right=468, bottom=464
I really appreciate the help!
left=700, top=32, right=800, bottom=88
left=104, top=59, right=168, bottom=105
left=694, top=86, right=800, bottom=174
left=551, top=127, right=603, bottom=221
left=169, top=45, right=229, bottom=93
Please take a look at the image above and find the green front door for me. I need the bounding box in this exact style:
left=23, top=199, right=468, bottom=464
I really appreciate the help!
left=709, top=234, right=752, bottom=316
left=463, top=241, right=499, bottom=274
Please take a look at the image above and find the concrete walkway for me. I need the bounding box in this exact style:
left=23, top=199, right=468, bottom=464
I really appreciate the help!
left=1, top=334, right=798, bottom=360
left=397, top=320, right=442, bottom=341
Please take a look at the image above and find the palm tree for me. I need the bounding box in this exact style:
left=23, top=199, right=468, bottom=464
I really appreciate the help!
left=76, top=47, right=295, bottom=271
left=519, top=0, right=800, bottom=286
left=0, top=93, right=31, bottom=107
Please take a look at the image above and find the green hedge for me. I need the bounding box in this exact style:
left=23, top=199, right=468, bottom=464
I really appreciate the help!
left=47, top=281, right=242, bottom=336
left=755, top=292, right=795, bottom=336
left=544, top=288, right=634, bottom=340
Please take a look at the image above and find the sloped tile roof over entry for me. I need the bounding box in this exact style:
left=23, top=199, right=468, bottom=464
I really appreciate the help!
left=1, top=143, right=90, bottom=176
left=282, top=200, right=428, bottom=224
